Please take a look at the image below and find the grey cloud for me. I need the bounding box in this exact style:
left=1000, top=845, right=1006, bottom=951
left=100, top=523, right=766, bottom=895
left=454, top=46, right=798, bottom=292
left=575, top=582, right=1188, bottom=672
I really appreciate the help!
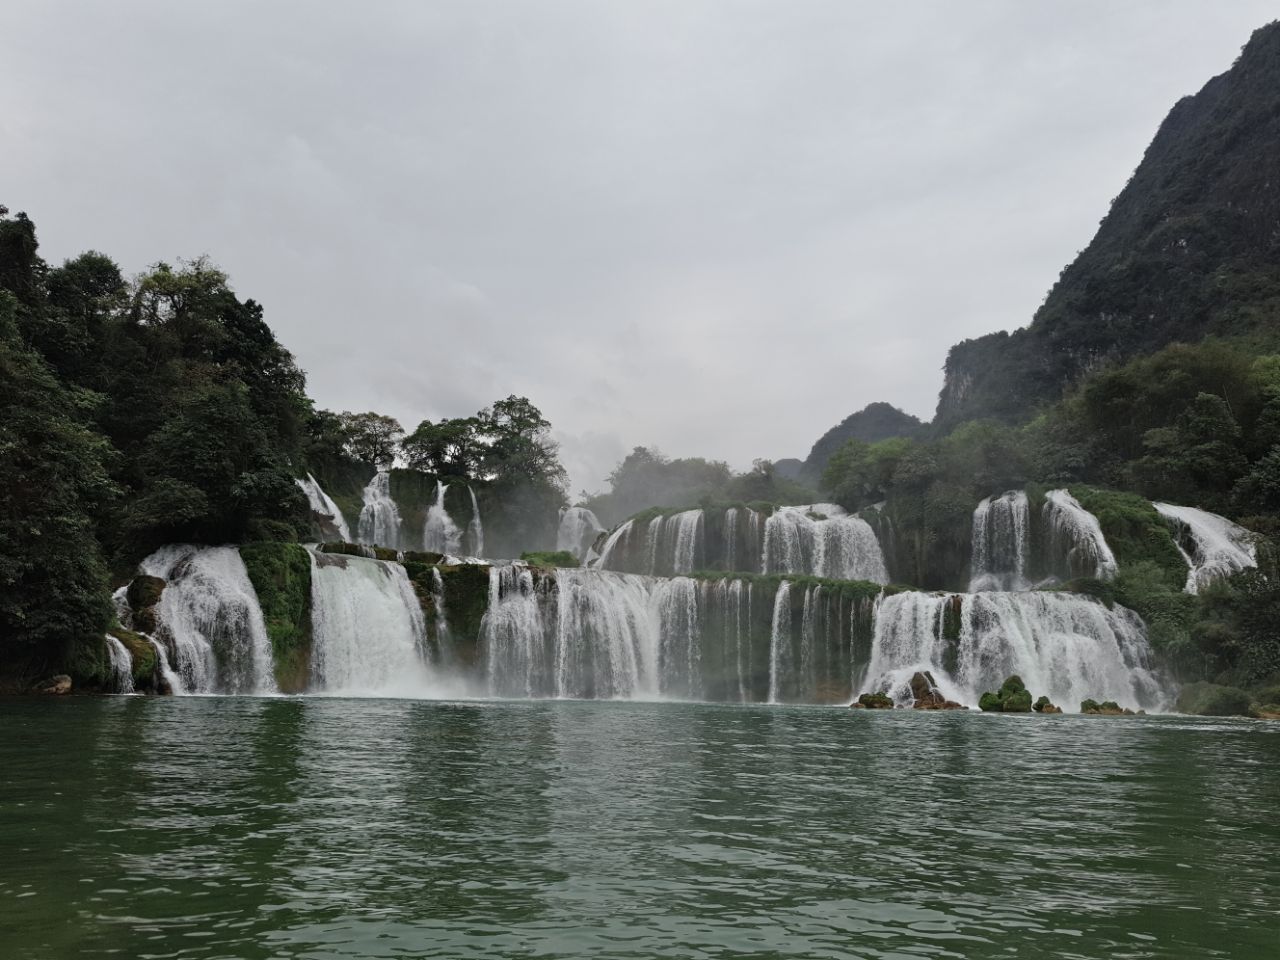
left=1, top=0, right=1274, bottom=491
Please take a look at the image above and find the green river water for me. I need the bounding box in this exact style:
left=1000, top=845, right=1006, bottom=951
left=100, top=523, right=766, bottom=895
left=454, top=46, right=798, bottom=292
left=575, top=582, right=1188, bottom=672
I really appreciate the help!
left=1, top=697, right=1276, bottom=959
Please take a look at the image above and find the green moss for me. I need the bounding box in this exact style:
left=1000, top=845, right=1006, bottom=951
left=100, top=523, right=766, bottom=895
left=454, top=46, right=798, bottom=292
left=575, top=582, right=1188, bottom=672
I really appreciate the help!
left=126, top=575, right=165, bottom=610
left=111, top=628, right=157, bottom=686
left=239, top=542, right=313, bottom=693
left=401, top=550, right=445, bottom=565
left=521, top=550, right=580, bottom=568
left=317, top=541, right=398, bottom=562
left=979, top=675, right=1032, bottom=712
left=436, top=564, right=491, bottom=657
left=690, top=571, right=883, bottom=605
left=1069, top=486, right=1186, bottom=589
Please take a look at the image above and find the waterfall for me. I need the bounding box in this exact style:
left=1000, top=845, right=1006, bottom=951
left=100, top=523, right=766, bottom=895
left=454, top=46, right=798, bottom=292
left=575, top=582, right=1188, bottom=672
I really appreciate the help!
left=708, top=578, right=750, bottom=701
left=139, top=545, right=277, bottom=695
left=763, top=504, right=888, bottom=582
left=357, top=471, right=401, bottom=549
left=655, top=577, right=701, bottom=698
left=557, top=506, right=605, bottom=562
left=969, top=491, right=1030, bottom=591
left=723, top=508, right=739, bottom=573
left=670, top=510, right=703, bottom=574
left=1042, top=489, right=1118, bottom=581
left=424, top=481, right=463, bottom=555
left=593, top=519, right=634, bottom=569
left=104, top=635, right=134, bottom=694
left=148, top=636, right=183, bottom=694
left=295, top=472, right=352, bottom=542
left=767, top=581, right=793, bottom=704
left=1154, top=503, right=1258, bottom=594
left=430, top=567, right=452, bottom=664
left=309, top=548, right=434, bottom=694
left=482, top=566, right=661, bottom=699
left=466, top=486, right=485, bottom=558
left=861, top=591, right=1164, bottom=711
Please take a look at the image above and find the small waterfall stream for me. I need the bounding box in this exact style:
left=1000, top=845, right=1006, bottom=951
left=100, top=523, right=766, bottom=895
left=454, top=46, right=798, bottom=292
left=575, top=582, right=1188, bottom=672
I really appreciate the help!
left=1042, top=489, right=1118, bottom=581
left=762, top=505, right=888, bottom=582
left=466, top=486, right=485, bottom=558
left=296, top=473, right=352, bottom=542
left=358, top=471, right=402, bottom=549
left=140, top=544, right=277, bottom=695
left=969, top=491, right=1030, bottom=591
left=104, top=635, right=134, bottom=694
left=557, top=506, right=606, bottom=562
left=424, top=481, right=464, bottom=555
left=1155, top=503, right=1257, bottom=593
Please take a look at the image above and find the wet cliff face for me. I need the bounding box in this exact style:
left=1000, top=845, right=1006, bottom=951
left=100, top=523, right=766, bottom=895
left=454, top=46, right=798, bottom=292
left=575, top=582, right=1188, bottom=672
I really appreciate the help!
left=935, top=21, right=1280, bottom=428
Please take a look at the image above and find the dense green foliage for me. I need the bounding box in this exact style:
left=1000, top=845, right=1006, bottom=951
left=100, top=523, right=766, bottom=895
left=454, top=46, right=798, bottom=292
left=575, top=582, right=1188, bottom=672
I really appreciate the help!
left=0, top=289, right=115, bottom=684
left=583, top=446, right=818, bottom=527
left=802, top=402, right=924, bottom=480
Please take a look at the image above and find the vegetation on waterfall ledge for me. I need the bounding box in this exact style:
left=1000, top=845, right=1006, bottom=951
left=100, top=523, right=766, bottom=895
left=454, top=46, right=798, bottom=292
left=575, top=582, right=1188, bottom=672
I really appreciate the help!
left=240, top=542, right=313, bottom=693
left=521, top=551, right=580, bottom=568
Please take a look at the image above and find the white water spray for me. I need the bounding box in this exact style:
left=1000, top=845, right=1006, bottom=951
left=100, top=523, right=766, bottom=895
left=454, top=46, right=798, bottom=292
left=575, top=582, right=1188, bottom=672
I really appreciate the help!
left=358, top=471, right=401, bottom=549
left=296, top=473, right=352, bottom=542
left=1155, top=503, right=1257, bottom=593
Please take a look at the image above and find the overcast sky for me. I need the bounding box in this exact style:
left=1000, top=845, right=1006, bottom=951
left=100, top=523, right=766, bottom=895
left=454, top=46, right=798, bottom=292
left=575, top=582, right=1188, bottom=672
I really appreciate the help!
left=2, top=2, right=1273, bottom=493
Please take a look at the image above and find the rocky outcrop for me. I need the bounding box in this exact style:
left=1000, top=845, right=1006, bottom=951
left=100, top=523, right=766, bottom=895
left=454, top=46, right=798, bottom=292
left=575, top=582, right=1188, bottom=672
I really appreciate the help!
left=908, top=671, right=965, bottom=710
left=1033, top=695, right=1062, bottom=714
left=850, top=691, right=893, bottom=709
left=978, top=675, right=1033, bottom=713
left=36, top=674, right=71, bottom=695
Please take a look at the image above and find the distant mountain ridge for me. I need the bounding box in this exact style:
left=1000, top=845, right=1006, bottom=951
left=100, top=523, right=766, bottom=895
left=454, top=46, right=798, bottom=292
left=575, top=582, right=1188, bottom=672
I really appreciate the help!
left=802, top=402, right=923, bottom=479
left=934, top=20, right=1280, bottom=427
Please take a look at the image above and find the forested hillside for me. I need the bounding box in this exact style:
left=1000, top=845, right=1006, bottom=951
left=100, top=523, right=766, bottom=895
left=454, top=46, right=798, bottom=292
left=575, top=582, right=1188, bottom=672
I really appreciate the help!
left=935, top=20, right=1280, bottom=427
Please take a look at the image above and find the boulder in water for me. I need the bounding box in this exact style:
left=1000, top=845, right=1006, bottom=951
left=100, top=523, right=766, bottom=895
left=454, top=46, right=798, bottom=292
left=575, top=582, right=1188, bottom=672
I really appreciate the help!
left=36, top=674, right=72, bottom=695
left=979, top=675, right=1033, bottom=713
left=1033, top=695, right=1062, bottom=714
left=908, top=671, right=965, bottom=710
left=851, top=691, right=894, bottom=709
left=1080, top=698, right=1138, bottom=716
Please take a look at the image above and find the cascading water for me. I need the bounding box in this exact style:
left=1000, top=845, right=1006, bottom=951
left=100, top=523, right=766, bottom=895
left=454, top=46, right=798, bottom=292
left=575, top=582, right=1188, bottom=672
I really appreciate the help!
left=654, top=577, right=701, bottom=698
left=1042, top=489, right=1118, bottom=581
left=466, top=486, right=485, bottom=558
left=1154, top=503, right=1258, bottom=594
left=430, top=567, right=453, bottom=664
left=767, top=581, right=793, bottom=704
left=860, top=590, right=1164, bottom=711
left=148, top=636, right=183, bottom=694
left=424, top=481, right=463, bottom=556
left=358, top=471, right=401, bottom=549
left=969, top=491, right=1030, bottom=591
left=593, top=519, right=634, bottom=570
left=669, top=510, right=702, bottom=575
left=763, top=504, right=888, bottom=582
left=557, top=506, right=606, bottom=562
left=104, top=635, right=134, bottom=694
left=295, top=472, right=353, bottom=542
left=309, top=549, right=434, bottom=694
left=482, top=566, right=661, bottom=699
left=139, top=545, right=277, bottom=695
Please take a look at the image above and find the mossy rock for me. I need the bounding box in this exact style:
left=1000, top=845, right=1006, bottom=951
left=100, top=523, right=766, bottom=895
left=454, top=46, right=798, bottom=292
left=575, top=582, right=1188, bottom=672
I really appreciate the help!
left=110, top=628, right=158, bottom=688
left=852, top=691, right=894, bottom=709
left=979, top=675, right=1034, bottom=712
left=1032, top=695, right=1062, bottom=714
left=521, top=550, right=580, bottom=568
left=126, top=575, right=166, bottom=610
left=401, top=550, right=445, bottom=565
left=239, top=542, right=313, bottom=693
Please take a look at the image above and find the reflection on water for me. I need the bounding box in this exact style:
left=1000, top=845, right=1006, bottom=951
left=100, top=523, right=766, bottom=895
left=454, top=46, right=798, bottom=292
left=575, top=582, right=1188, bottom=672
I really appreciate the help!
left=0, top=697, right=1277, bottom=959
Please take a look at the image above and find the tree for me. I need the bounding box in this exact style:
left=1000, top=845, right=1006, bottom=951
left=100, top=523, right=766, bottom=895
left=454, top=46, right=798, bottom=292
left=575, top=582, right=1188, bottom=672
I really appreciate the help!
left=477, top=396, right=567, bottom=490
left=0, top=291, right=115, bottom=680
left=337, top=411, right=403, bottom=467
left=401, top=416, right=483, bottom=477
